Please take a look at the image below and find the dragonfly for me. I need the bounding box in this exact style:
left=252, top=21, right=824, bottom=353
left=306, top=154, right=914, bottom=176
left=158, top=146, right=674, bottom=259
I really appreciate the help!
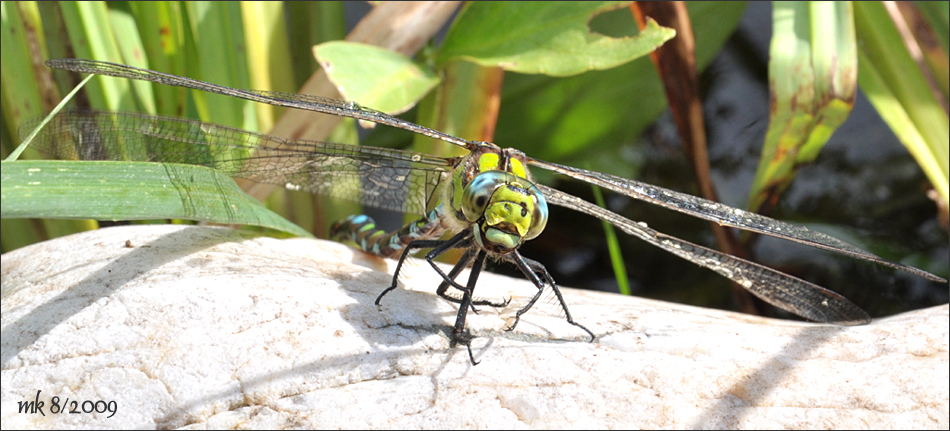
left=25, top=59, right=947, bottom=364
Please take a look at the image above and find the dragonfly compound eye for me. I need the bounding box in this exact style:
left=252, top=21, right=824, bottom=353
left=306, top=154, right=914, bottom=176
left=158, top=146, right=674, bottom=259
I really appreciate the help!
left=461, top=171, right=509, bottom=223
left=463, top=171, right=548, bottom=252
left=523, top=183, right=548, bottom=240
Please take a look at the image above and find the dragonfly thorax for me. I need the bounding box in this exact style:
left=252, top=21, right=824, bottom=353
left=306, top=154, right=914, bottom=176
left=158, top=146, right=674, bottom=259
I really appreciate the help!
left=461, top=170, right=548, bottom=254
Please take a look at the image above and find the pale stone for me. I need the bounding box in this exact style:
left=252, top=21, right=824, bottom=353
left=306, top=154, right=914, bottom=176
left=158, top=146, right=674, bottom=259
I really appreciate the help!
left=1, top=224, right=947, bottom=429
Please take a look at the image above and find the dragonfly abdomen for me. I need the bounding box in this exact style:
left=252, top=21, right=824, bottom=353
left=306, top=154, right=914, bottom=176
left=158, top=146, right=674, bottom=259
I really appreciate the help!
left=331, top=209, right=448, bottom=258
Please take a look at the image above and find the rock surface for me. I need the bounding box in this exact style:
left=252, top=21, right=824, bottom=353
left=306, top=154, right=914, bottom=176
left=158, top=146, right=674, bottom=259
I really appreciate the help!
left=2, top=224, right=947, bottom=429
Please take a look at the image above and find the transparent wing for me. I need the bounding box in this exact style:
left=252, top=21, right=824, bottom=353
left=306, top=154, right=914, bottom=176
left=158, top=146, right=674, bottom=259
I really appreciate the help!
left=530, top=159, right=947, bottom=283
left=46, top=58, right=478, bottom=151
left=537, top=184, right=873, bottom=324
left=21, top=111, right=454, bottom=216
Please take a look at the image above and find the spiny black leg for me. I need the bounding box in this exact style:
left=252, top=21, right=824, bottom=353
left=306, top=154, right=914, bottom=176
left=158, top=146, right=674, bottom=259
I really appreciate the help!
left=376, top=238, right=450, bottom=306
left=506, top=253, right=595, bottom=342
left=436, top=248, right=510, bottom=311
left=435, top=248, right=478, bottom=313
left=450, top=250, right=488, bottom=365
left=501, top=251, right=546, bottom=330
left=376, top=229, right=478, bottom=306
left=435, top=249, right=486, bottom=314
left=422, top=230, right=476, bottom=293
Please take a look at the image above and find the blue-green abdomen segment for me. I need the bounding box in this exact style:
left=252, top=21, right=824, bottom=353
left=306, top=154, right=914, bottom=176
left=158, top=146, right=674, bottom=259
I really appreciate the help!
left=331, top=209, right=447, bottom=259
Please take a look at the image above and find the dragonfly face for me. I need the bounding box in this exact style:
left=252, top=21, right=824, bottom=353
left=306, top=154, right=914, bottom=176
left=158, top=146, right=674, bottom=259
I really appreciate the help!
left=454, top=146, right=549, bottom=255
left=461, top=170, right=549, bottom=254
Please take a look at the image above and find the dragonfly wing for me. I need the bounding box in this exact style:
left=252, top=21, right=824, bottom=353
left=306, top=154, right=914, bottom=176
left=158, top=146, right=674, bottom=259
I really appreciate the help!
left=45, top=58, right=477, bottom=151
left=22, top=111, right=453, bottom=216
left=530, top=159, right=946, bottom=283
left=537, top=184, right=872, bottom=324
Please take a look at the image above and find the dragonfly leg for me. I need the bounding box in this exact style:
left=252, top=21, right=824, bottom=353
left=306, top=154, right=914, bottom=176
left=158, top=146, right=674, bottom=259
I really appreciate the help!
left=374, top=238, right=452, bottom=306
left=435, top=248, right=475, bottom=305
left=450, top=250, right=488, bottom=365
left=375, top=229, right=471, bottom=305
left=436, top=249, right=510, bottom=311
left=420, top=230, right=476, bottom=293
left=332, top=213, right=465, bottom=304
left=434, top=248, right=487, bottom=315
left=506, top=253, right=595, bottom=342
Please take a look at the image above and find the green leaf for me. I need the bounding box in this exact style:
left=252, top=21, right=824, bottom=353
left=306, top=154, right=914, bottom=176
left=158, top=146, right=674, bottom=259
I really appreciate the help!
left=747, top=1, right=858, bottom=213
left=1, top=160, right=311, bottom=238
left=438, top=1, right=675, bottom=77
left=241, top=1, right=295, bottom=131
left=128, top=1, right=188, bottom=117
left=2, top=2, right=48, bottom=135
left=314, top=41, right=440, bottom=114
left=58, top=1, right=139, bottom=112
left=182, top=2, right=257, bottom=131
left=108, top=2, right=156, bottom=115
left=493, top=1, right=746, bottom=165
left=3, top=2, right=341, bottom=251
left=915, top=1, right=949, bottom=53
left=854, top=1, right=949, bottom=206
left=286, top=2, right=345, bottom=90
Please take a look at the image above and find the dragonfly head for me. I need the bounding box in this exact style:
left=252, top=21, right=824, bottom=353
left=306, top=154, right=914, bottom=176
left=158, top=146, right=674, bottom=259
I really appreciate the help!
left=461, top=171, right=548, bottom=254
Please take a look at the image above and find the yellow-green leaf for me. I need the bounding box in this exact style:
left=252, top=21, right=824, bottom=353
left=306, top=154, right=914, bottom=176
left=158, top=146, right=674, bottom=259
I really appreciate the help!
left=314, top=41, right=440, bottom=115
left=748, top=1, right=857, bottom=213
left=438, top=2, right=675, bottom=77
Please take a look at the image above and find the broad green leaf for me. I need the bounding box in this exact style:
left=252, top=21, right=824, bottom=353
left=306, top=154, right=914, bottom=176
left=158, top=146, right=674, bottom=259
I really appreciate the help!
left=1, top=160, right=311, bottom=238
left=2, top=2, right=314, bottom=251
left=747, top=1, right=857, bottom=213
left=438, top=2, right=675, bottom=77
left=493, top=1, right=746, bottom=165
left=314, top=41, right=440, bottom=115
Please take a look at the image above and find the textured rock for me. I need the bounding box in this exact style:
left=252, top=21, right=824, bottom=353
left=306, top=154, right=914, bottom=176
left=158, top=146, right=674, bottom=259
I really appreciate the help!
left=2, top=224, right=947, bottom=428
